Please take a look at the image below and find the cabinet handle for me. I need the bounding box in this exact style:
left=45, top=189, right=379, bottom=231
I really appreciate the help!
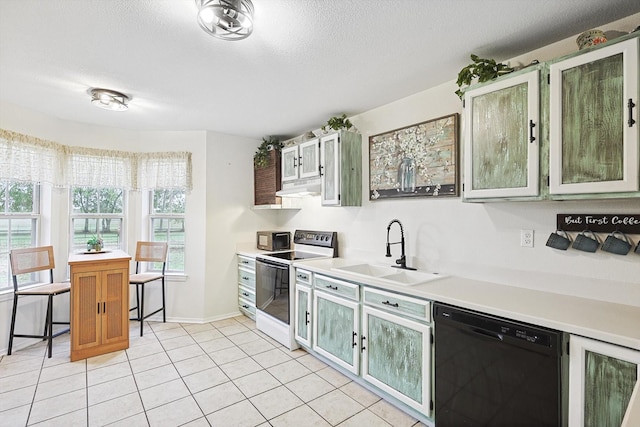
left=103, top=302, right=106, bottom=313
left=326, top=285, right=338, bottom=290
left=361, top=335, right=367, bottom=352
left=629, top=99, right=636, bottom=127
left=382, top=300, right=399, bottom=308
left=352, top=331, right=358, bottom=348
left=293, top=157, right=297, bottom=168
left=319, top=165, right=324, bottom=176
left=305, top=311, right=310, bottom=325
left=97, top=302, right=100, bottom=314
left=529, top=120, right=536, bottom=143
left=298, top=155, right=302, bottom=167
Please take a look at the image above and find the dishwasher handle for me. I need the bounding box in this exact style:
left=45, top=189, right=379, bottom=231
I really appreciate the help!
left=470, top=327, right=504, bottom=342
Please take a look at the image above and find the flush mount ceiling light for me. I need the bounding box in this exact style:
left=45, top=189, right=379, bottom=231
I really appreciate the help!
left=90, top=88, right=130, bottom=111
left=195, top=0, right=254, bottom=41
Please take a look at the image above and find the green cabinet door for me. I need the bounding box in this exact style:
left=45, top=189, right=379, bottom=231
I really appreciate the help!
left=320, top=131, right=362, bottom=206
left=550, top=37, right=639, bottom=195
left=294, top=284, right=312, bottom=348
left=569, top=335, right=640, bottom=426
left=281, top=145, right=298, bottom=182
left=362, top=306, right=431, bottom=414
left=463, top=68, right=541, bottom=199
left=299, top=139, right=320, bottom=179
left=312, top=289, right=360, bottom=374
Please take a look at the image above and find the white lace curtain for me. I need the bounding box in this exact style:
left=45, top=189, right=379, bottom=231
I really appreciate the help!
left=0, top=129, right=192, bottom=192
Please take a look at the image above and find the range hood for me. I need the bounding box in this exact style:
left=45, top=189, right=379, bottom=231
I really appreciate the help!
left=276, top=179, right=321, bottom=197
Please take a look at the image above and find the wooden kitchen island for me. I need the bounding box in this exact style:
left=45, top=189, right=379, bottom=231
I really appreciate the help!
left=68, top=250, right=131, bottom=361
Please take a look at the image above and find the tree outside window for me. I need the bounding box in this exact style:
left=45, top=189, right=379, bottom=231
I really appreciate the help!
left=71, top=187, right=124, bottom=252
left=0, top=181, right=39, bottom=290
left=150, top=189, right=185, bottom=273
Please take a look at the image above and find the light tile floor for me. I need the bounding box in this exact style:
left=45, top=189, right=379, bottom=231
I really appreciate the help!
left=0, top=316, right=426, bottom=427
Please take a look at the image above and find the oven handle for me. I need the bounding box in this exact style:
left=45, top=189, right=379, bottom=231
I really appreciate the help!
left=256, top=258, right=290, bottom=270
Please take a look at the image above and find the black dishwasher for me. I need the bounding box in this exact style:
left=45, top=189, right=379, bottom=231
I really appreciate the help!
left=434, top=303, right=566, bottom=427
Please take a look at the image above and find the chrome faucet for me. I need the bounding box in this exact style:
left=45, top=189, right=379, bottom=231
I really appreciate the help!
left=386, top=219, right=416, bottom=270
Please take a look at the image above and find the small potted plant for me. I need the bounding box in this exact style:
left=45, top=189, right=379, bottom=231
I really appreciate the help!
left=321, top=114, right=354, bottom=133
left=254, top=136, right=283, bottom=168
left=455, top=54, right=514, bottom=99
left=87, top=236, right=104, bottom=252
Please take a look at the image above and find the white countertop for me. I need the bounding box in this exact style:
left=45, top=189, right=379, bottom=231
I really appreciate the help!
left=293, top=257, right=640, bottom=351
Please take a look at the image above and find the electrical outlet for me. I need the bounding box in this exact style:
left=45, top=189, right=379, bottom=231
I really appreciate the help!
left=520, top=229, right=534, bottom=247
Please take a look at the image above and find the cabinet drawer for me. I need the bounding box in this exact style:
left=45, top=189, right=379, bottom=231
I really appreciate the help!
left=296, top=268, right=312, bottom=285
left=238, top=267, right=255, bottom=288
left=238, top=285, right=256, bottom=304
left=314, top=275, right=359, bottom=301
left=237, top=256, right=256, bottom=270
left=363, top=287, right=430, bottom=322
left=239, top=298, right=256, bottom=317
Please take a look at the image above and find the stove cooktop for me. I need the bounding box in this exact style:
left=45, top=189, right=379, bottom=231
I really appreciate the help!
left=261, top=251, right=327, bottom=261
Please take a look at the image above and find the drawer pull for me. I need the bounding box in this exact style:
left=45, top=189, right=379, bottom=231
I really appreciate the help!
left=326, top=285, right=338, bottom=290
left=242, top=304, right=249, bottom=309
left=242, top=292, right=249, bottom=297
left=382, top=300, right=399, bottom=308
left=242, top=276, right=250, bottom=280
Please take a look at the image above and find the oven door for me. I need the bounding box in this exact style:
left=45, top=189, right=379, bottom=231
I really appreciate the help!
left=255, top=257, right=290, bottom=324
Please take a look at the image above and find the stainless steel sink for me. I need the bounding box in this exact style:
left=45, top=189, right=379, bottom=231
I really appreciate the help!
left=332, top=263, right=444, bottom=286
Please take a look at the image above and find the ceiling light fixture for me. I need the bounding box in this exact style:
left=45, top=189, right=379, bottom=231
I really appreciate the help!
left=90, top=88, right=130, bottom=111
left=195, top=0, right=254, bottom=41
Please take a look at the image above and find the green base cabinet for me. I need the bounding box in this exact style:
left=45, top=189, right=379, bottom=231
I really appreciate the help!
left=301, top=273, right=434, bottom=421
left=312, top=288, right=360, bottom=374
left=362, top=305, right=431, bottom=414
left=569, top=335, right=640, bottom=427
left=294, top=269, right=313, bottom=348
left=237, top=255, right=256, bottom=320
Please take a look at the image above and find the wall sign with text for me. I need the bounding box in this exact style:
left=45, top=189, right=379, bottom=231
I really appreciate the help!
left=556, top=214, right=640, bottom=234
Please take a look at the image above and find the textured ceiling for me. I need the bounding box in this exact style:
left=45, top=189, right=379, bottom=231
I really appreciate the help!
left=1, top=0, right=639, bottom=139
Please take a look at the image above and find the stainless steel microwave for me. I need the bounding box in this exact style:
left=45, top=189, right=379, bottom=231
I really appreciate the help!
left=257, top=231, right=291, bottom=251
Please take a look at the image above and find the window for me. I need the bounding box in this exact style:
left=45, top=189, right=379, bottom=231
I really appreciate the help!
left=150, top=189, right=185, bottom=273
left=0, top=181, right=39, bottom=291
left=70, top=187, right=124, bottom=252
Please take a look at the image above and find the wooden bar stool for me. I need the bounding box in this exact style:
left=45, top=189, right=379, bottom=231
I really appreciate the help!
left=129, top=241, right=168, bottom=336
left=8, top=246, right=70, bottom=358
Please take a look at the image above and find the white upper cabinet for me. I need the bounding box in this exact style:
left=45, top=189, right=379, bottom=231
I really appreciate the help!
left=549, top=37, right=639, bottom=195
left=463, top=69, right=540, bottom=199
left=281, top=138, right=320, bottom=182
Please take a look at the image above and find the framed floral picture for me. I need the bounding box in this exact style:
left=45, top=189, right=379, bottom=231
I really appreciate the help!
left=369, top=113, right=459, bottom=200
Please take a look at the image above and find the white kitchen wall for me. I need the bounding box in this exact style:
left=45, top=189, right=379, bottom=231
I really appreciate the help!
left=276, top=13, right=640, bottom=307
